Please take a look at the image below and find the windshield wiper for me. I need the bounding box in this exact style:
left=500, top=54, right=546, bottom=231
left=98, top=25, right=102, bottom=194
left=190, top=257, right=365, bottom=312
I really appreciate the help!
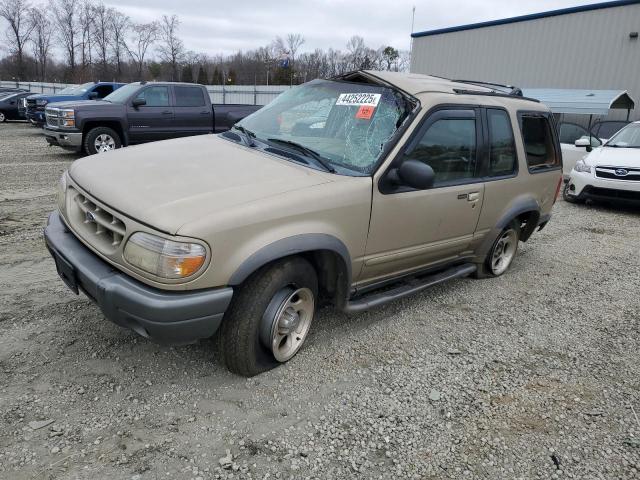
left=232, top=124, right=256, bottom=147
left=266, top=138, right=336, bottom=173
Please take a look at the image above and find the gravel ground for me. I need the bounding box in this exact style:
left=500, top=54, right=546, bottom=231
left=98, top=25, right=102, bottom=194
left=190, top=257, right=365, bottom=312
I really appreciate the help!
left=1, top=121, right=639, bottom=480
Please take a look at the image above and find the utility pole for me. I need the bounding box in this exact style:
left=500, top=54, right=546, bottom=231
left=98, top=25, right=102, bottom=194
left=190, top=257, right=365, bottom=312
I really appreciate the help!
left=409, top=5, right=416, bottom=69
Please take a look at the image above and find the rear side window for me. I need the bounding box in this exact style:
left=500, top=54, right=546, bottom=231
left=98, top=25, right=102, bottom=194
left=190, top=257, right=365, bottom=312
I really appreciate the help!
left=92, top=85, right=114, bottom=98
left=487, top=109, right=516, bottom=177
left=520, top=114, right=559, bottom=171
left=407, top=116, right=477, bottom=185
left=175, top=86, right=206, bottom=107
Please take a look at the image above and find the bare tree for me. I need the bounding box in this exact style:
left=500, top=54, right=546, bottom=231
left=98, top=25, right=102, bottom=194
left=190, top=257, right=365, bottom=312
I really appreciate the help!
left=0, top=0, right=35, bottom=79
left=127, top=21, right=158, bottom=80
left=157, top=14, right=184, bottom=81
left=29, top=8, right=52, bottom=81
left=77, top=0, right=95, bottom=80
left=286, top=33, right=305, bottom=63
left=109, top=10, right=130, bottom=80
left=52, top=0, right=78, bottom=79
left=91, top=2, right=111, bottom=79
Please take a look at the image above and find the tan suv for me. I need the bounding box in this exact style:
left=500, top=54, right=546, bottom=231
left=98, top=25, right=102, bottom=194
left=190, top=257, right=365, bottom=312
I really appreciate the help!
left=44, top=71, right=563, bottom=376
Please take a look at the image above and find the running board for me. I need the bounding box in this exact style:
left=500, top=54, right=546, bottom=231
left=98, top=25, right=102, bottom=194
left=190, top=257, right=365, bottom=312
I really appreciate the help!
left=343, top=263, right=477, bottom=314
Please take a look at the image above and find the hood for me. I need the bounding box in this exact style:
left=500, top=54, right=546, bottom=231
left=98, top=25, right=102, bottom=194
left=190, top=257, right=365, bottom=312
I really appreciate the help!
left=69, top=135, right=332, bottom=234
left=585, top=146, right=640, bottom=169
left=47, top=99, right=114, bottom=109
left=40, top=95, right=88, bottom=104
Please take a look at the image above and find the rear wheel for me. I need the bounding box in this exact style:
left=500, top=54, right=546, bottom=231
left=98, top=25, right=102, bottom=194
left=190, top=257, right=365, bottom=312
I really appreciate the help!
left=84, top=126, right=122, bottom=155
left=474, top=221, right=520, bottom=278
left=218, top=257, right=318, bottom=377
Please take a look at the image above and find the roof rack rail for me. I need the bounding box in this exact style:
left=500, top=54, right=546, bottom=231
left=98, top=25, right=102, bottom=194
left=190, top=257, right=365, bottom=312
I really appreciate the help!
left=452, top=79, right=523, bottom=97
left=452, top=88, right=540, bottom=103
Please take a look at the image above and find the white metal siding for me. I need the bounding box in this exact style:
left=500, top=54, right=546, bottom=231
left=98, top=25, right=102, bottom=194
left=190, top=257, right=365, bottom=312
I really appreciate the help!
left=411, top=3, right=640, bottom=120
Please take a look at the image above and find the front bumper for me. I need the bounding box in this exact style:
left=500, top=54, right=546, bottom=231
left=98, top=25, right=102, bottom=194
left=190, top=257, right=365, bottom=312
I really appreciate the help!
left=44, top=128, right=83, bottom=151
left=566, top=170, right=640, bottom=206
left=27, top=111, right=45, bottom=125
left=44, top=211, right=234, bottom=344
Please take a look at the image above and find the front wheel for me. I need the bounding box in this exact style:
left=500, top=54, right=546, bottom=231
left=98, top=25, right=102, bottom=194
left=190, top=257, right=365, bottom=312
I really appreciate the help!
left=84, top=126, right=122, bottom=155
left=0, top=111, right=6, bottom=123
left=218, top=257, right=318, bottom=377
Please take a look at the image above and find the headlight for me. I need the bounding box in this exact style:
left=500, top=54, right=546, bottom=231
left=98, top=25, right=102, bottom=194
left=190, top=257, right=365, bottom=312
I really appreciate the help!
left=123, top=232, right=207, bottom=279
left=57, top=171, right=68, bottom=212
left=60, top=109, right=75, bottom=128
left=574, top=160, right=592, bottom=173
left=36, top=99, right=48, bottom=106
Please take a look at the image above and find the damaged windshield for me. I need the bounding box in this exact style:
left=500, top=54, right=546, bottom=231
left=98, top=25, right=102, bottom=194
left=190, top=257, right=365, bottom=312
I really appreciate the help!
left=235, top=79, right=415, bottom=175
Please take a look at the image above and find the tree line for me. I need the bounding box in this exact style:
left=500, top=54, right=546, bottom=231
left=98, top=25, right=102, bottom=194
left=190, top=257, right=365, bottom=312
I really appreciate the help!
left=0, top=0, right=409, bottom=85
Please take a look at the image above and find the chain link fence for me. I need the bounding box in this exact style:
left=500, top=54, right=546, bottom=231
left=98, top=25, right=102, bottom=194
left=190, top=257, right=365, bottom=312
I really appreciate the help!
left=1, top=80, right=290, bottom=105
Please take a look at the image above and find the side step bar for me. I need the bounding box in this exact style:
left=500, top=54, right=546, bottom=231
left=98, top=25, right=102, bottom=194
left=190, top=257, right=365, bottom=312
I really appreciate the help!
left=343, top=263, right=477, bottom=314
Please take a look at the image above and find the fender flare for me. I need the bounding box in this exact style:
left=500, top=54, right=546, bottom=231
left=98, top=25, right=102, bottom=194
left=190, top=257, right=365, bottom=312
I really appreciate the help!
left=476, top=197, right=541, bottom=260
left=228, top=234, right=352, bottom=287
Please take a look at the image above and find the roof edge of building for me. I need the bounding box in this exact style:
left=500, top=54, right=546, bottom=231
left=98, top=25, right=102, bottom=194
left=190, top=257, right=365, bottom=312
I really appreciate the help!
left=411, top=0, right=640, bottom=38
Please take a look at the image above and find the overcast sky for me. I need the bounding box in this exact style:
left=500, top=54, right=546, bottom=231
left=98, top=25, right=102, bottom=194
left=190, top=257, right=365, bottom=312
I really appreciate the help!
left=102, top=0, right=606, bottom=55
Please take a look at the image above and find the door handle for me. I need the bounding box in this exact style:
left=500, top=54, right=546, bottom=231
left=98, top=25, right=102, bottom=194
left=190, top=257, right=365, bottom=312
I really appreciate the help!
left=161, top=110, right=172, bottom=115
left=200, top=111, right=209, bottom=115
left=467, top=192, right=480, bottom=202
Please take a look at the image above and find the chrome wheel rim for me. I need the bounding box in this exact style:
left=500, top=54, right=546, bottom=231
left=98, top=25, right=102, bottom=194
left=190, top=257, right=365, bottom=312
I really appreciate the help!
left=491, top=229, right=517, bottom=275
left=94, top=134, right=115, bottom=153
left=267, top=287, right=315, bottom=362
left=0, top=112, right=5, bottom=122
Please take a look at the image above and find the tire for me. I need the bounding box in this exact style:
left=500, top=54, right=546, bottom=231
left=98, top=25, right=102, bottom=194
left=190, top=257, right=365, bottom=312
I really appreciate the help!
left=218, top=257, right=318, bottom=377
left=0, top=111, right=6, bottom=123
left=562, top=181, right=583, bottom=204
left=474, top=220, right=520, bottom=278
left=83, top=126, right=122, bottom=155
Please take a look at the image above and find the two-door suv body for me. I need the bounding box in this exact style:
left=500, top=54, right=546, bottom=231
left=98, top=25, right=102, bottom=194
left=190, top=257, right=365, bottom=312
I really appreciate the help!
left=45, top=71, right=563, bottom=376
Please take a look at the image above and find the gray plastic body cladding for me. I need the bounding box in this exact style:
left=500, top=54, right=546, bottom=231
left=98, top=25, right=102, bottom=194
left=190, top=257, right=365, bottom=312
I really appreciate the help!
left=228, top=234, right=352, bottom=286
left=44, top=212, right=233, bottom=345
left=474, top=197, right=541, bottom=262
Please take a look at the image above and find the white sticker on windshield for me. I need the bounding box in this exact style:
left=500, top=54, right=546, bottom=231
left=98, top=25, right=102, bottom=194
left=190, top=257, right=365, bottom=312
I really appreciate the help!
left=336, top=93, right=381, bottom=107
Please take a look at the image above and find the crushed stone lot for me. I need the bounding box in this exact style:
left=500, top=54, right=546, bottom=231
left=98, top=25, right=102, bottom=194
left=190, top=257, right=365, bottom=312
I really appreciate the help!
left=1, top=121, right=639, bottom=479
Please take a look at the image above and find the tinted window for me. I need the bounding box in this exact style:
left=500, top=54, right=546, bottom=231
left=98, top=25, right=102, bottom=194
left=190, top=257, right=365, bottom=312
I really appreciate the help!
left=175, top=86, right=206, bottom=107
left=559, top=123, right=589, bottom=144
left=487, top=109, right=517, bottom=177
left=520, top=115, right=559, bottom=170
left=135, top=86, right=170, bottom=107
left=92, top=85, right=113, bottom=98
left=407, top=117, right=477, bottom=185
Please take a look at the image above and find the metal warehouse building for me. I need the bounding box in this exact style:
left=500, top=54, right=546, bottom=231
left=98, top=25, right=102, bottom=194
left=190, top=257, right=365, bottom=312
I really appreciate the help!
left=410, top=0, right=640, bottom=121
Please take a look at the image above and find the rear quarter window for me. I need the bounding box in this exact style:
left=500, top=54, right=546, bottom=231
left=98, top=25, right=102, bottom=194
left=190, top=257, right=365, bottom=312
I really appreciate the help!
left=518, top=113, right=560, bottom=172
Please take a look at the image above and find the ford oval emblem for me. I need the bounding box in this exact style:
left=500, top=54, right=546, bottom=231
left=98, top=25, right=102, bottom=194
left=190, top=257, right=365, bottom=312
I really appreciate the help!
left=85, top=211, right=96, bottom=223
left=614, top=168, right=629, bottom=176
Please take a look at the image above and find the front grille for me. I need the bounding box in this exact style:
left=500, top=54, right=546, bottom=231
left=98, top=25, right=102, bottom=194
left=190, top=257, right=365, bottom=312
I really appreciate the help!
left=583, top=186, right=640, bottom=202
left=595, top=166, right=640, bottom=182
left=67, top=187, right=126, bottom=254
left=45, top=107, right=60, bottom=127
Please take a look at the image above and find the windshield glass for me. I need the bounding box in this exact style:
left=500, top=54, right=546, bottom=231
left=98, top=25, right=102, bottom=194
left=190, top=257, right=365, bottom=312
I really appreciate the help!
left=57, top=82, right=94, bottom=95
left=57, top=86, right=78, bottom=94
left=237, top=79, right=414, bottom=175
left=103, top=83, right=138, bottom=103
left=607, top=123, right=640, bottom=148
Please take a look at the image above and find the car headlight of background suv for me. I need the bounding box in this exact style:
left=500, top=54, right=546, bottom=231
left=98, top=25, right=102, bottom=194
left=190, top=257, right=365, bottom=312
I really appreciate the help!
left=574, top=159, right=592, bottom=173
left=123, top=232, right=208, bottom=279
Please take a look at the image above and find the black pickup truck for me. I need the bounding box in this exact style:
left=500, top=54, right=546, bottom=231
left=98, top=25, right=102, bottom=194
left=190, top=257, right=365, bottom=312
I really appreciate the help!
left=43, top=82, right=261, bottom=155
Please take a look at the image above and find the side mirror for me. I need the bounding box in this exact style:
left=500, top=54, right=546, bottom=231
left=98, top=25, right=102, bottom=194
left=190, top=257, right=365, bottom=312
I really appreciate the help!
left=388, top=159, right=435, bottom=190
left=131, top=98, right=146, bottom=108
left=574, top=138, right=590, bottom=147
left=88, top=92, right=99, bottom=100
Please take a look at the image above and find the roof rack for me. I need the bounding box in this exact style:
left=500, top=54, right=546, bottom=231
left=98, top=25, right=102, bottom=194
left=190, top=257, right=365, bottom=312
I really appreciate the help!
left=452, top=79, right=523, bottom=97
